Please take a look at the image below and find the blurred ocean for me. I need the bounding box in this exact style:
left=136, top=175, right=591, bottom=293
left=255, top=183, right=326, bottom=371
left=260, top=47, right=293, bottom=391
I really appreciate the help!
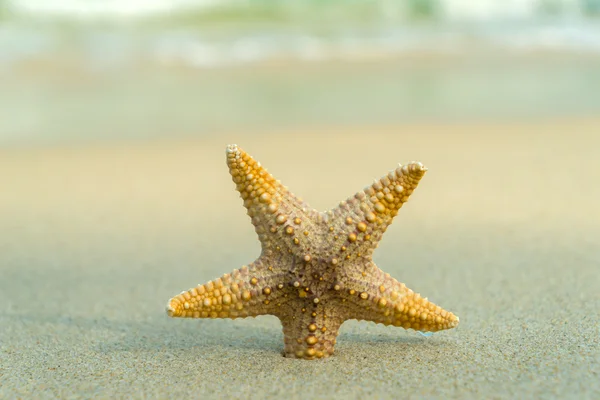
left=1, top=1, right=600, bottom=147
left=2, top=0, right=600, bottom=69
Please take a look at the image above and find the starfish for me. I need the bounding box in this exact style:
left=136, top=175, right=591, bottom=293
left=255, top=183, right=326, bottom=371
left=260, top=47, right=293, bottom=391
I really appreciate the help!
left=166, top=144, right=459, bottom=359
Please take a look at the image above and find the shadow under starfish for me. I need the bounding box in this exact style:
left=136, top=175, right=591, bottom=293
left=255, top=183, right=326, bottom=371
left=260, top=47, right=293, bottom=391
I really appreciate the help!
left=167, top=144, right=459, bottom=360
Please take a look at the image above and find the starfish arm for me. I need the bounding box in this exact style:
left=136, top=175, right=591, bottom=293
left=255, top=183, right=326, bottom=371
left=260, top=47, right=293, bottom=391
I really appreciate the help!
left=339, top=263, right=459, bottom=332
left=226, top=144, right=319, bottom=253
left=277, top=299, right=346, bottom=359
left=327, top=161, right=427, bottom=257
left=166, top=259, right=288, bottom=319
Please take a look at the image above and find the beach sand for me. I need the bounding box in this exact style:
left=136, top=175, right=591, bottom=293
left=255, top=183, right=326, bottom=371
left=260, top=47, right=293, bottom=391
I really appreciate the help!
left=1, top=119, right=599, bottom=398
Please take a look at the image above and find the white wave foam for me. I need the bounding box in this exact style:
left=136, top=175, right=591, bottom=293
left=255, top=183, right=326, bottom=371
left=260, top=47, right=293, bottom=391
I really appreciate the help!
left=2, top=23, right=600, bottom=72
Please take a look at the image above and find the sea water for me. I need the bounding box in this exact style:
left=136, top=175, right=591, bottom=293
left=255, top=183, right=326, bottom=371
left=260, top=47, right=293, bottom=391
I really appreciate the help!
left=2, top=0, right=600, bottom=69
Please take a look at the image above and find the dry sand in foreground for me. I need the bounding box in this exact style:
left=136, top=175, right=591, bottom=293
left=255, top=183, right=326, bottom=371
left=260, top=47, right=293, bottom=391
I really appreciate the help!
left=1, top=119, right=599, bottom=398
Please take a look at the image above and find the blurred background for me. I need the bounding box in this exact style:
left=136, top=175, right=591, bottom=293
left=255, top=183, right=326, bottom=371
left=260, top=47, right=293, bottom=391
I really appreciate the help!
left=2, top=4, right=600, bottom=397
left=1, top=0, right=600, bottom=147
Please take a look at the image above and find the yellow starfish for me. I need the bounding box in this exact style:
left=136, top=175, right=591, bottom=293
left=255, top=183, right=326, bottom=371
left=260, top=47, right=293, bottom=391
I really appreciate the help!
left=166, top=144, right=459, bottom=359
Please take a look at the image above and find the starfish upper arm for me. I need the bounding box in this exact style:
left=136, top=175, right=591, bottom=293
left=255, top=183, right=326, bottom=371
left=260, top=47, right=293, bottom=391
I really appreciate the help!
left=327, top=161, right=428, bottom=259
left=226, top=144, right=320, bottom=254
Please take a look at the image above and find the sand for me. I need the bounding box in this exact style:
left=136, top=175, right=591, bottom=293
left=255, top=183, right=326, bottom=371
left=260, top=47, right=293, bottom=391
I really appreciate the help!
left=1, top=119, right=599, bottom=399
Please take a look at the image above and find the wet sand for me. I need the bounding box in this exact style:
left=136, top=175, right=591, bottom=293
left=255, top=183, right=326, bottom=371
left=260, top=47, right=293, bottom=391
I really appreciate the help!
left=3, top=53, right=600, bottom=148
left=1, top=119, right=599, bottom=398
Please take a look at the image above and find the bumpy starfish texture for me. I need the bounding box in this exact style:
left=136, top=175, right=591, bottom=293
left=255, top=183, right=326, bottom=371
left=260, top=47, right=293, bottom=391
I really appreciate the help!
left=167, top=144, right=459, bottom=359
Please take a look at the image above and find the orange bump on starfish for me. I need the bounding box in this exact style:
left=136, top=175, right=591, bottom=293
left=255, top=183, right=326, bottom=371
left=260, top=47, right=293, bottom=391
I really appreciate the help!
left=166, top=144, right=459, bottom=360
